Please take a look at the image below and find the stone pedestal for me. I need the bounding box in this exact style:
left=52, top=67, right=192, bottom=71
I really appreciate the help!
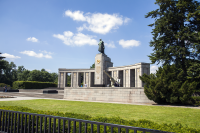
left=95, top=53, right=113, bottom=85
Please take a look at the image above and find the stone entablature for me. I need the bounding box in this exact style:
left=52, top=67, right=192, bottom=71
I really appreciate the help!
left=58, top=62, right=150, bottom=88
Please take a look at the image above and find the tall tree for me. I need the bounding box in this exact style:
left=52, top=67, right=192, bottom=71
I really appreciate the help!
left=140, top=0, right=200, bottom=105
left=0, top=52, right=6, bottom=81
left=145, top=0, right=200, bottom=78
left=1, top=60, right=17, bottom=86
left=51, top=72, right=58, bottom=83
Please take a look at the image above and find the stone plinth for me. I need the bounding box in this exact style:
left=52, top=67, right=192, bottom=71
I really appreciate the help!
left=64, top=87, right=155, bottom=104
left=95, top=53, right=113, bottom=85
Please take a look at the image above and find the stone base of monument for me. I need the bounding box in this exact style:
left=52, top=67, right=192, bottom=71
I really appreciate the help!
left=43, top=90, right=58, bottom=94
left=64, top=87, right=155, bottom=104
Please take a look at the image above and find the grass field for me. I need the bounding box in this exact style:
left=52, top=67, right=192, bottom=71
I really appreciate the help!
left=0, top=99, right=199, bottom=129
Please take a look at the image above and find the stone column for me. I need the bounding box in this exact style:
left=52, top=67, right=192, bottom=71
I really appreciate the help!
left=77, top=72, right=79, bottom=87
left=140, top=67, right=143, bottom=87
left=71, top=72, right=73, bottom=87
left=125, top=70, right=129, bottom=87
left=128, top=69, right=130, bottom=87
left=135, top=69, right=137, bottom=87
left=73, top=72, right=77, bottom=87
left=123, top=70, right=126, bottom=87
left=64, top=72, right=66, bottom=88
left=88, top=72, right=91, bottom=87
left=60, top=73, right=64, bottom=88
left=58, top=72, right=60, bottom=88
left=66, top=73, right=68, bottom=87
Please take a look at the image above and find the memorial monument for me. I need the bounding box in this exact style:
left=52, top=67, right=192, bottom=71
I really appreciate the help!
left=58, top=39, right=155, bottom=104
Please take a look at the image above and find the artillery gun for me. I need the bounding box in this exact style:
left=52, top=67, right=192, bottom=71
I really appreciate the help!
left=103, top=70, right=120, bottom=87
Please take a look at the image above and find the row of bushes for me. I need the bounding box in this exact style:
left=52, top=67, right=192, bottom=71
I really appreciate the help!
left=0, top=106, right=199, bottom=133
left=12, top=81, right=57, bottom=89
left=0, top=83, right=11, bottom=88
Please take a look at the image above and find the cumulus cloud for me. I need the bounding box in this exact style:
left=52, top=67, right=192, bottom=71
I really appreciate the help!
left=20, top=50, right=52, bottom=58
left=39, top=50, right=53, bottom=55
left=119, top=39, right=141, bottom=48
left=53, top=31, right=98, bottom=46
left=1, top=53, right=21, bottom=59
left=150, top=66, right=158, bottom=74
left=26, top=37, right=38, bottom=42
left=65, top=10, right=130, bottom=34
left=105, top=41, right=116, bottom=48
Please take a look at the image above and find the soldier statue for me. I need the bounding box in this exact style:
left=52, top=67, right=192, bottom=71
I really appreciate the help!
left=98, top=39, right=105, bottom=54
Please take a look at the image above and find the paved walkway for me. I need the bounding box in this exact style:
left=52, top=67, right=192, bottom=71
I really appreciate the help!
left=0, top=96, right=200, bottom=109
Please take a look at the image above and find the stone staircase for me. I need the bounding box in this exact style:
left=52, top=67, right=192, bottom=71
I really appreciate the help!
left=0, top=87, right=64, bottom=99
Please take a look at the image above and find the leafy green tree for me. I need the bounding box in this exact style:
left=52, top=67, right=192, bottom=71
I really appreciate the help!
left=0, top=60, right=17, bottom=86
left=27, top=70, right=41, bottom=81
left=0, top=52, right=6, bottom=81
left=40, top=69, right=52, bottom=82
left=51, top=72, right=58, bottom=83
left=28, top=69, right=57, bottom=82
left=90, top=63, right=95, bottom=68
left=140, top=0, right=200, bottom=104
left=145, top=0, right=200, bottom=74
left=67, top=74, right=71, bottom=86
left=17, top=66, right=29, bottom=81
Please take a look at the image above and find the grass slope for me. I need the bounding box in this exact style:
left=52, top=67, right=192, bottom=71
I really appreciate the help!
left=0, top=99, right=199, bottom=129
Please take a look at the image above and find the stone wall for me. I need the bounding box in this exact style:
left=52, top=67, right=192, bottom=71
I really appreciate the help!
left=64, top=87, right=155, bottom=104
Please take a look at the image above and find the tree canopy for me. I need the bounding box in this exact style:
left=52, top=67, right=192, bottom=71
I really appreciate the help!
left=145, top=0, right=200, bottom=78
left=90, top=63, right=95, bottom=68
left=0, top=60, right=58, bottom=86
left=140, top=0, right=200, bottom=105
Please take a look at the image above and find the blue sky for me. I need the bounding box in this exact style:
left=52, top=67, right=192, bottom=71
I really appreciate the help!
left=1, top=0, right=161, bottom=74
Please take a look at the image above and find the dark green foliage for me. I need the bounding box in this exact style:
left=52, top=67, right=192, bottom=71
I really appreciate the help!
left=0, top=60, right=58, bottom=86
left=12, top=81, right=57, bottom=89
left=67, top=74, right=71, bottom=86
left=0, top=53, right=6, bottom=81
left=140, top=64, right=198, bottom=105
left=17, top=66, right=30, bottom=81
left=0, top=60, right=17, bottom=87
left=90, top=63, right=95, bottom=68
left=145, top=0, right=200, bottom=71
left=0, top=83, right=11, bottom=88
left=143, top=0, right=200, bottom=105
left=0, top=106, right=200, bottom=133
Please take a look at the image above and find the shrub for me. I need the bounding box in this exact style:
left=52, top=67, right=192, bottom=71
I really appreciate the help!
left=140, top=64, right=198, bottom=105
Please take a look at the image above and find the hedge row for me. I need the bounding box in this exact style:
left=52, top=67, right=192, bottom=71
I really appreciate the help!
left=0, top=106, right=199, bottom=133
left=12, top=81, right=57, bottom=89
left=0, top=83, right=11, bottom=88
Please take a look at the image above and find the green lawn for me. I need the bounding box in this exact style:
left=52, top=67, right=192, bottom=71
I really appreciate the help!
left=0, top=99, right=199, bottom=129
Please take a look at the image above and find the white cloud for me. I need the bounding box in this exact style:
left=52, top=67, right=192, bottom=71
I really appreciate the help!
left=77, top=27, right=84, bottom=32
left=20, top=50, right=52, bottom=58
left=53, top=31, right=98, bottom=46
left=39, top=50, right=53, bottom=55
left=65, top=10, right=86, bottom=21
left=105, top=41, right=116, bottom=48
left=65, top=10, right=130, bottom=34
left=124, top=17, right=131, bottom=23
left=119, top=39, right=141, bottom=48
left=1, top=53, right=21, bottom=59
left=26, top=37, right=38, bottom=42
left=46, top=69, right=51, bottom=72
left=150, top=66, right=158, bottom=74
